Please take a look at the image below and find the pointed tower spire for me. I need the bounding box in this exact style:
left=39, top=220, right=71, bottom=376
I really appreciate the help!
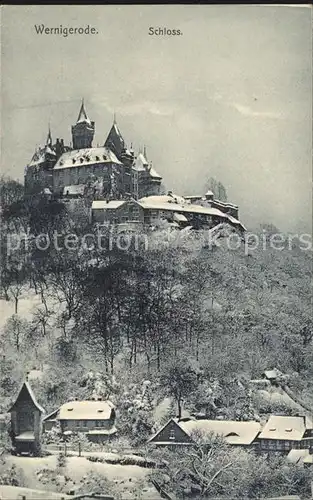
left=143, top=145, right=147, bottom=159
left=77, top=98, right=91, bottom=124
left=46, top=124, right=52, bottom=146
left=113, top=111, right=117, bottom=124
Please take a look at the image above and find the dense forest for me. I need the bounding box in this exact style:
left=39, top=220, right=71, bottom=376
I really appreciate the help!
left=0, top=176, right=312, bottom=498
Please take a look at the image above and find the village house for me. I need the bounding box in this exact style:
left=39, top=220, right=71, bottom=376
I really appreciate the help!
left=258, top=415, right=313, bottom=453
left=9, top=378, right=45, bottom=456
left=261, top=368, right=285, bottom=386
left=148, top=417, right=261, bottom=448
left=43, top=398, right=117, bottom=443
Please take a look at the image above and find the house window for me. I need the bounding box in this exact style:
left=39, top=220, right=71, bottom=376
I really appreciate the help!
left=82, top=421, right=88, bottom=427
left=169, top=430, right=175, bottom=441
left=284, top=441, right=290, bottom=450
left=268, top=441, right=276, bottom=450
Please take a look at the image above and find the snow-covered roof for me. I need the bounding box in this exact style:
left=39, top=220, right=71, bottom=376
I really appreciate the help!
left=135, top=152, right=148, bottom=170
left=140, top=194, right=185, bottom=205
left=148, top=418, right=260, bottom=446
left=92, top=200, right=126, bottom=210
left=9, top=380, right=45, bottom=414
left=132, top=154, right=162, bottom=179
left=54, top=147, right=122, bottom=170
left=173, top=212, right=188, bottom=223
left=58, top=400, right=115, bottom=421
left=149, top=166, right=162, bottom=179
left=28, top=148, right=46, bottom=167
left=88, top=426, right=117, bottom=435
left=179, top=419, right=260, bottom=446
left=45, top=145, right=56, bottom=156
left=139, top=198, right=229, bottom=218
left=63, top=184, right=85, bottom=196
left=258, top=416, right=307, bottom=441
left=205, top=190, right=214, bottom=196
left=104, top=122, right=127, bottom=157
left=263, top=369, right=283, bottom=380
left=287, top=449, right=310, bottom=464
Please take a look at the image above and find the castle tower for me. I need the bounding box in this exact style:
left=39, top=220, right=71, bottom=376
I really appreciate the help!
left=104, top=115, right=128, bottom=161
left=71, top=99, right=95, bottom=150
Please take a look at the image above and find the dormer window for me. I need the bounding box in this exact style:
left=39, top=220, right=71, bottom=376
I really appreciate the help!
left=269, top=428, right=276, bottom=431
left=67, top=408, right=73, bottom=412
left=97, top=409, right=104, bottom=413
left=80, top=158, right=84, bottom=163
left=95, top=156, right=100, bottom=161
left=103, top=155, right=107, bottom=161
left=72, top=159, right=76, bottom=164
left=225, top=432, right=239, bottom=438
left=285, top=428, right=292, bottom=432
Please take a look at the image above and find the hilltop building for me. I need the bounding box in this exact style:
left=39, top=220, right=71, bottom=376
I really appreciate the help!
left=91, top=190, right=245, bottom=232
left=24, top=100, right=162, bottom=200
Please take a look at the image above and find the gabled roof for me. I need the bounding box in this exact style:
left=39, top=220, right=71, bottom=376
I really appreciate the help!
left=147, top=418, right=184, bottom=443
left=104, top=121, right=127, bottom=158
left=148, top=166, right=162, bottom=179
left=179, top=419, right=260, bottom=445
left=58, top=400, right=115, bottom=421
left=54, top=147, right=122, bottom=170
left=258, top=416, right=307, bottom=441
left=148, top=418, right=260, bottom=446
left=76, top=99, right=91, bottom=125
left=9, top=380, right=45, bottom=414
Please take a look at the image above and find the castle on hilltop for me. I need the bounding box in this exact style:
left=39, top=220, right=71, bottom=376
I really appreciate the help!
left=24, top=100, right=162, bottom=201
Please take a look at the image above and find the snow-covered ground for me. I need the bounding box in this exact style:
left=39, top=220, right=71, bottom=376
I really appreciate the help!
left=0, top=485, right=71, bottom=499
left=6, top=454, right=161, bottom=499
left=0, top=293, right=42, bottom=329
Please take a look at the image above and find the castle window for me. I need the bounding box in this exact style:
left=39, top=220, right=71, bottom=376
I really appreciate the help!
left=72, top=159, right=76, bottom=164
left=95, top=156, right=100, bottom=161
left=80, top=158, right=84, bottom=163
left=103, top=155, right=107, bottom=161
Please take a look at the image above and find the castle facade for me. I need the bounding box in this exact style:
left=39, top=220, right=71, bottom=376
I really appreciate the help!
left=24, top=100, right=162, bottom=201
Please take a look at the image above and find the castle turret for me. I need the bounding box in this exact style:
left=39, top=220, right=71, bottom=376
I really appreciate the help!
left=71, top=99, right=95, bottom=150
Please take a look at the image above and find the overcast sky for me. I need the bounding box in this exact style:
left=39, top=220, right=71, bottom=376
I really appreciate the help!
left=1, top=5, right=312, bottom=232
